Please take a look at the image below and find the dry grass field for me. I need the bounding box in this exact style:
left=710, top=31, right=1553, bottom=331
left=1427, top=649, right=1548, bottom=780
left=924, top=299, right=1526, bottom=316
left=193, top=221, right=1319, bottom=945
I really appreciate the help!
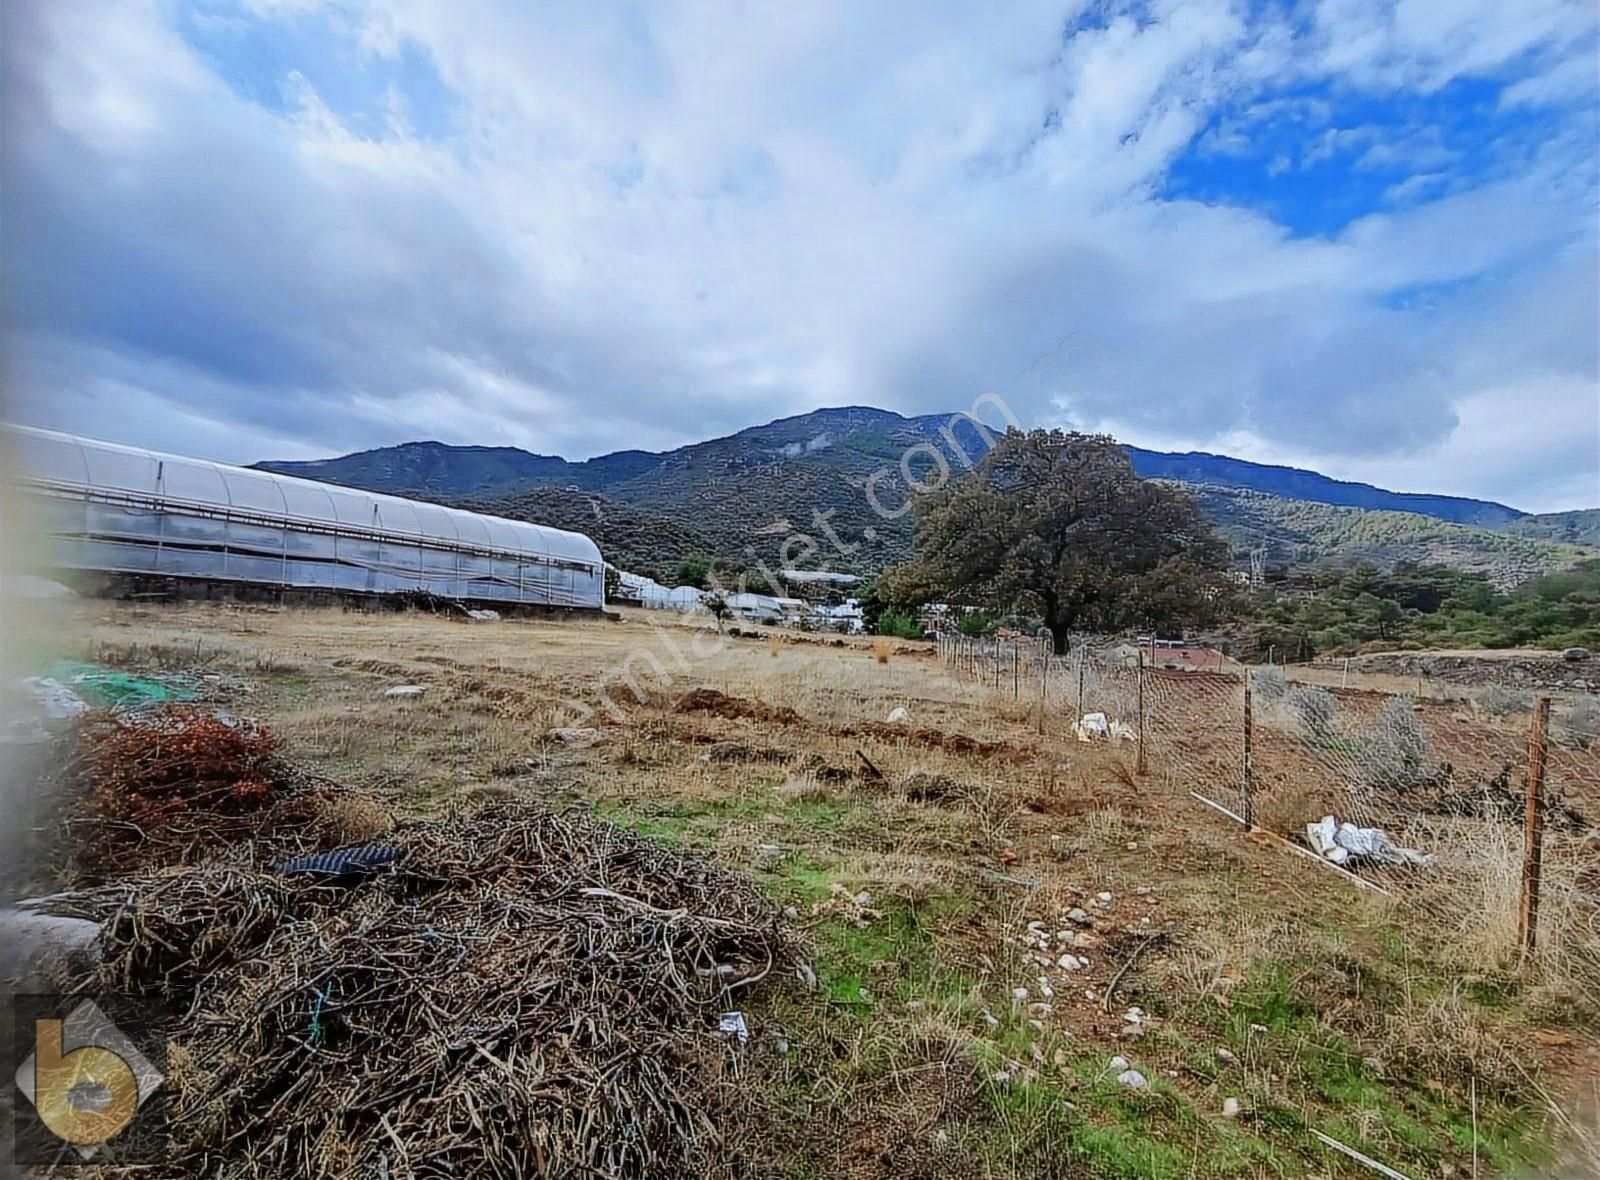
left=22, top=600, right=1600, bottom=1179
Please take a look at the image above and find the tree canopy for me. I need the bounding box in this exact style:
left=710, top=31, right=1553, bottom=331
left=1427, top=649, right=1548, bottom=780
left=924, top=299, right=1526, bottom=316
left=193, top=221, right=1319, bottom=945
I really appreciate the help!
left=895, top=429, right=1234, bottom=651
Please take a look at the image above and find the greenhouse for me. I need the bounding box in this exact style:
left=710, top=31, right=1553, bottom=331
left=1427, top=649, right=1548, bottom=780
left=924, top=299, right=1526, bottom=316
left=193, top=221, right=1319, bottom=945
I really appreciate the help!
left=2, top=424, right=605, bottom=610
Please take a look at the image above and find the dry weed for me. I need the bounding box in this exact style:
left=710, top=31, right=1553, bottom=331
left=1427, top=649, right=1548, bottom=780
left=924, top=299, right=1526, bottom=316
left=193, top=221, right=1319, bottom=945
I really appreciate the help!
left=314, top=792, right=395, bottom=844
left=872, top=637, right=894, bottom=665
left=1401, top=815, right=1600, bottom=999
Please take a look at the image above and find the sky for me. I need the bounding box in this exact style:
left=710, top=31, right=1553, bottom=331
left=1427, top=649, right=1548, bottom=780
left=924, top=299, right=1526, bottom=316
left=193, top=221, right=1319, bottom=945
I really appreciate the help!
left=3, top=0, right=1597, bottom=512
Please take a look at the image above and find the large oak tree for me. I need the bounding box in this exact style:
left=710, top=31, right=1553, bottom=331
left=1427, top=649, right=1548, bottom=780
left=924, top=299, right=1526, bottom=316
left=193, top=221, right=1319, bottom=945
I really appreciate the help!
left=898, top=429, right=1235, bottom=652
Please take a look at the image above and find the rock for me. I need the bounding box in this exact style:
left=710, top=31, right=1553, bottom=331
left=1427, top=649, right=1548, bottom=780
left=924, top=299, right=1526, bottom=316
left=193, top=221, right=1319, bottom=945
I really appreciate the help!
left=887, top=706, right=912, bottom=724
left=1563, top=647, right=1591, bottom=662
left=1216, top=1047, right=1237, bottom=1065
left=853, top=890, right=873, bottom=908
left=1108, top=1055, right=1130, bottom=1071
left=1222, top=1097, right=1241, bottom=1118
left=1116, top=1069, right=1148, bottom=1090
left=384, top=684, right=428, bottom=697
left=0, top=910, right=101, bottom=988
left=1066, top=907, right=1091, bottom=925
left=1095, top=891, right=1113, bottom=904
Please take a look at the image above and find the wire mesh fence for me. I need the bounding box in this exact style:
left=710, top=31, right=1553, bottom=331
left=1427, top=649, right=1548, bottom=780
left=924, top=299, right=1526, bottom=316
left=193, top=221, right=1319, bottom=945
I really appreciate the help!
left=937, top=632, right=1600, bottom=974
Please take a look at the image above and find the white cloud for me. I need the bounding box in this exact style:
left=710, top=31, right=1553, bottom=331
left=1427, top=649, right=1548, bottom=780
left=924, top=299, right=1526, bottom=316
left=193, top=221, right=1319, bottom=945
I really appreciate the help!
left=2, top=0, right=1596, bottom=510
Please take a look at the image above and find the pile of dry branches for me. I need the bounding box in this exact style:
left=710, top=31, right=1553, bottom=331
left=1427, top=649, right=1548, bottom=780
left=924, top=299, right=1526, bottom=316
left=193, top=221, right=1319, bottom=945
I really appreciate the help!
left=90, top=803, right=799, bottom=1178
left=65, top=706, right=338, bottom=876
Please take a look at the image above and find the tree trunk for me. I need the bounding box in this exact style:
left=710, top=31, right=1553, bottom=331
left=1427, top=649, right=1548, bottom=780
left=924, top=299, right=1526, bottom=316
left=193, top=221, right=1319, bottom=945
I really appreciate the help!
left=1048, top=622, right=1069, bottom=655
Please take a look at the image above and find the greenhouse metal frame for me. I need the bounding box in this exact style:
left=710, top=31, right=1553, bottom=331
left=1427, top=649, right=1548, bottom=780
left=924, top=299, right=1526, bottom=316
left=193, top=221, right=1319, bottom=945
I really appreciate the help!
left=3, top=424, right=605, bottom=610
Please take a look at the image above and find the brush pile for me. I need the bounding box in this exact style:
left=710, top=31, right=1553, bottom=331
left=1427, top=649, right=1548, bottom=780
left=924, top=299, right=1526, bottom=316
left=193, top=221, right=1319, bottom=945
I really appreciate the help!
left=90, top=802, right=799, bottom=1179
left=65, top=706, right=341, bottom=876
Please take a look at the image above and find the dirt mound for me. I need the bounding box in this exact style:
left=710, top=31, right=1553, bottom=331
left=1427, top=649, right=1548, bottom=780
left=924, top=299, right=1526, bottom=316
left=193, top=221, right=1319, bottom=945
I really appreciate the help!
left=894, top=770, right=969, bottom=804
left=86, top=803, right=801, bottom=1179
left=697, top=739, right=792, bottom=763
left=672, top=686, right=802, bottom=725
left=845, top=720, right=1018, bottom=759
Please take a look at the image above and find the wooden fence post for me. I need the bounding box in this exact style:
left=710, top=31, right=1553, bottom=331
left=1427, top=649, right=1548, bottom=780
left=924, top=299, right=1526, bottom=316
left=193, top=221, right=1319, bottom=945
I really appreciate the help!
left=1241, top=673, right=1254, bottom=828
left=1038, top=640, right=1048, bottom=733
left=1136, top=650, right=1148, bottom=776
left=1518, top=695, right=1551, bottom=964
left=1012, top=641, right=1020, bottom=698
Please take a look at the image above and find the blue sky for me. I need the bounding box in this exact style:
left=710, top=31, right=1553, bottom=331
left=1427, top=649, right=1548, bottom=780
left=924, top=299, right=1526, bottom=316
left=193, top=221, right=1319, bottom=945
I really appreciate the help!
left=4, top=0, right=1597, bottom=510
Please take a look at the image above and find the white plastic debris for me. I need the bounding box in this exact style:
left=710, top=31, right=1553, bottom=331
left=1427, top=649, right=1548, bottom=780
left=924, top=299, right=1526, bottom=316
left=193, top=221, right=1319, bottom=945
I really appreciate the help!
left=1305, top=814, right=1433, bottom=868
left=2, top=677, right=89, bottom=745
left=1222, top=1096, right=1241, bottom=1118
left=886, top=706, right=911, bottom=724
left=384, top=685, right=428, bottom=698
left=1074, top=712, right=1110, bottom=741
left=465, top=608, right=500, bottom=622
left=718, top=1011, right=750, bottom=1045
left=1108, top=720, right=1136, bottom=741
left=24, top=677, right=88, bottom=720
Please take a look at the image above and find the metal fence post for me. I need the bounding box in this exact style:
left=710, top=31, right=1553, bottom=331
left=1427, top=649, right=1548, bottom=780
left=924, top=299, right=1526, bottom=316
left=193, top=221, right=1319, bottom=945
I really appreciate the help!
left=1518, top=695, right=1551, bottom=964
left=1075, top=649, right=1086, bottom=725
left=1241, top=672, right=1254, bottom=828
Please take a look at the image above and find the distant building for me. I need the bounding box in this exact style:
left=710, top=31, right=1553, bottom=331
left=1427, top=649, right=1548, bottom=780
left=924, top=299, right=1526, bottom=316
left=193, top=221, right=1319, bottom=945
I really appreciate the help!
left=816, top=598, right=865, bottom=634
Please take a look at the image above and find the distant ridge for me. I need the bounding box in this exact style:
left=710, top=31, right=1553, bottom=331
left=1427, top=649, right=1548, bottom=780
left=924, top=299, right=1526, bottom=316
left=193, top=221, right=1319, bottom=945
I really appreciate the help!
left=257, top=406, right=1529, bottom=525
left=1121, top=447, right=1522, bottom=526
left=254, top=405, right=1594, bottom=581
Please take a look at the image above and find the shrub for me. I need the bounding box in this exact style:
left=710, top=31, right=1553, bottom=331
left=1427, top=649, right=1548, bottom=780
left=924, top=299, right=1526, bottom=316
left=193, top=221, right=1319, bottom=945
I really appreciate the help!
left=1251, top=664, right=1287, bottom=703
left=877, top=611, right=924, bottom=640
left=1478, top=684, right=1532, bottom=717
left=1289, top=685, right=1337, bottom=741
left=1556, top=695, right=1600, bottom=749
left=956, top=610, right=995, bottom=638
left=1361, top=695, right=1429, bottom=790
left=675, top=555, right=711, bottom=588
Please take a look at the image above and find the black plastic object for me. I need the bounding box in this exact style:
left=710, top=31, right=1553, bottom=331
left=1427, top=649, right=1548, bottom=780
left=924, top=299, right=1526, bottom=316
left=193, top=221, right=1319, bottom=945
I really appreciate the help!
left=272, top=844, right=400, bottom=879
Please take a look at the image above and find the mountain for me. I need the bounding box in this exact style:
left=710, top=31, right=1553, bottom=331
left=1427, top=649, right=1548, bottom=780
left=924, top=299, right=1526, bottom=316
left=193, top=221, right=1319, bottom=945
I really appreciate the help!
left=1187, top=486, right=1588, bottom=586
left=1501, top=508, right=1600, bottom=548
left=1122, top=447, right=1522, bottom=526
left=261, top=439, right=661, bottom=496
left=254, top=406, right=1594, bottom=582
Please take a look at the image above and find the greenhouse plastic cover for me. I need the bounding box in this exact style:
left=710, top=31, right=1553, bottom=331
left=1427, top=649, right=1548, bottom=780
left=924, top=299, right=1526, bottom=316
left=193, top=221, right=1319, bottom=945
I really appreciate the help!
left=3, top=424, right=604, bottom=609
